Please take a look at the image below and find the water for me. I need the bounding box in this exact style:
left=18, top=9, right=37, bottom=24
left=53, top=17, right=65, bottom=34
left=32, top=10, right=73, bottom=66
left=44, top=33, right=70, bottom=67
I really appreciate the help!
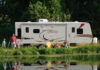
left=0, top=55, right=100, bottom=70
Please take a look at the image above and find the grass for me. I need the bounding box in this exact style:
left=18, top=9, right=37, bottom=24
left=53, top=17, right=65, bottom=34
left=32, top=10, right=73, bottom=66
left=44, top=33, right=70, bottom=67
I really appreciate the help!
left=0, top=44, right=100, bottom=56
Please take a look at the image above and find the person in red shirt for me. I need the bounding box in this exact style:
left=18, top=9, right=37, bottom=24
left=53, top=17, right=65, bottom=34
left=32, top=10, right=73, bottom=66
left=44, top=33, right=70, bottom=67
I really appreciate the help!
left=10, top=33, right=16, bottom=49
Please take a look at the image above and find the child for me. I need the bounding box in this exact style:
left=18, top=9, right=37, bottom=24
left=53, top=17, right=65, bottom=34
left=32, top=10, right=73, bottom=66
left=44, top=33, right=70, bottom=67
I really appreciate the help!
left=46, top=41, right=52, bottom=48
left=16, top=39, right=20, bottom=49
left=63, top=40, right=70, bottom=48
left=2, top=38, right=6, bottom=48
left=54, top=40, right=61, bottom=48
left=56, top=44, right=61, bottom=48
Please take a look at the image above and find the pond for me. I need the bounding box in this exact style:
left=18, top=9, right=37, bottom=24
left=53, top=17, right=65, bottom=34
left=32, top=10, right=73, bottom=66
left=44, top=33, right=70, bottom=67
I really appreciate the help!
left=0, top=55, right=100, bottom=70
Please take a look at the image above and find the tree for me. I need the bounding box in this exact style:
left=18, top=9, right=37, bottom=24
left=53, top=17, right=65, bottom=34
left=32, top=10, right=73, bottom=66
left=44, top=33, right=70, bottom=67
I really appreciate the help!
left=45, top=0, right=62, bottom=21
left=27, top=1, right=50, bottom=21
left=4, top=0, right=30, bottom=22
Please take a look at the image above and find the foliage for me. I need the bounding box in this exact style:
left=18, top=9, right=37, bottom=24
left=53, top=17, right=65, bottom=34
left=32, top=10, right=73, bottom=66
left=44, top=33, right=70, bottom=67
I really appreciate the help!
left=0, top=24, right=14, bottom=43
left=13, top=50, right=23, bottom=55
left=56, top=48, right=73, bottom=54
left=28, top=1, right=50, bottom=21
left=39, top=48, right=56, bottom=54
left=0, top=55, right=100, bottom=65
left=6, top=49, right=14, bottom=55
left=0, top=0, right=100, bottom=39
left=0, top=44, right=100, bottom=56
left=20, top=47, right=39, bottom=55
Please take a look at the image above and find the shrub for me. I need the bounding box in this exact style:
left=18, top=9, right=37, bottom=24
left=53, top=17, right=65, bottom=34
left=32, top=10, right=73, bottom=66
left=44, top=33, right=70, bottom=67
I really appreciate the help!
left=6, top=49, right=14, bottom=56
left=56, top=48, right=65, bottom=54
left=0, top=48, right=6, bottom=55
left=23, top=51, right=33, bottom=55
left=0, top=44, right=100, bottom=56
left=27, top=47, right=39, bottom=55
left=56, top=48, right=73, bottom=54
left=78, top=46, right=89, bottom=53
left=39, top=48, right=46, bottom=54
left=13, top=50, right=23, bottom=55
left=31, top=50, right=40, bottom=55
left=64, top=48, right=73, bottom=54
left=21, top=48, right=33, bottom=55
left=45, top=48, right=56, bottom=54
left=39, top=48, right=56, bottom=54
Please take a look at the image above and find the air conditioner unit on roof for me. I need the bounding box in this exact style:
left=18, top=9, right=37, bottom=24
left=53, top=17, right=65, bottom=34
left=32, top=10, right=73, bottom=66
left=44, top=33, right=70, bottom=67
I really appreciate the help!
left=39, top=19, right=48, bottom=22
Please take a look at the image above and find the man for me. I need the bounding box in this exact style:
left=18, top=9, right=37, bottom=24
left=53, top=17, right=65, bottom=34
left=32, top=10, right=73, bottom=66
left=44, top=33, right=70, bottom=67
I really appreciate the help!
left=10, top=33, right=16, bottom=49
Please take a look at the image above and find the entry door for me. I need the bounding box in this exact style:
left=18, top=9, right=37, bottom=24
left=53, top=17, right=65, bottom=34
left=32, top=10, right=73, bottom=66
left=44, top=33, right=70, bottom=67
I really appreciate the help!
left=17, top=28, right=21, bottom=38
left=21, top=25, right=31, bottom=38
left=67, top=24, right=77, bottom=43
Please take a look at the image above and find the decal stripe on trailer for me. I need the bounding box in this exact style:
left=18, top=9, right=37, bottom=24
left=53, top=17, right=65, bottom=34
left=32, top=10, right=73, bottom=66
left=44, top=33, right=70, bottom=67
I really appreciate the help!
left=79, top=24, right=85, bottom=29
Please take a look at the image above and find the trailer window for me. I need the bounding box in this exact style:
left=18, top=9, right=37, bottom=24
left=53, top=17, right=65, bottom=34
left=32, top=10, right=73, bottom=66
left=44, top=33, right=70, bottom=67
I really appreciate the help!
left=72, top=27, right=75, bottom=33
left=33, top=29, right=40, bottom=33
left=26, top=27, right=29, bottom=33
left=77, top=28, right=83, bottom=34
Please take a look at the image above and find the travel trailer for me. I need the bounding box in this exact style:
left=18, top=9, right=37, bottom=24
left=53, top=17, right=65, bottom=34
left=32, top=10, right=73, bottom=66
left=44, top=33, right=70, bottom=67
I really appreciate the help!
left=15, top=19, right=93, bottom=45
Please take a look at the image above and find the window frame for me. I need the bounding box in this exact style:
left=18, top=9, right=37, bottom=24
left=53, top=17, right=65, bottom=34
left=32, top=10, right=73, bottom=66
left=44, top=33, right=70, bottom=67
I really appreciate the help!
left=26, top=27, right=29, bottom=33
left=33, top=29, right=40, bottom=33
left=72, top=27, right=75, bottom=33
left=77, top=28, right=83, bottom=34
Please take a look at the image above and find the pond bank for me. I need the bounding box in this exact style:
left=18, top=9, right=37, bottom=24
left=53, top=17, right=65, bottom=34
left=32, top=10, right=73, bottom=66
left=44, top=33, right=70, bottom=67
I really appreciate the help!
left=0, top=44, right=100, bottom=56
left=0, top=55, right=100, bottom=64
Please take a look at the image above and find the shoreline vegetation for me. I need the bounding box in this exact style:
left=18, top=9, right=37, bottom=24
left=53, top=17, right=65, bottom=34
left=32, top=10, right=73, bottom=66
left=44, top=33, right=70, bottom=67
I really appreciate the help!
left=0, top=44, right=100, bottom=56
left=0, top=54, right=100, bottom=64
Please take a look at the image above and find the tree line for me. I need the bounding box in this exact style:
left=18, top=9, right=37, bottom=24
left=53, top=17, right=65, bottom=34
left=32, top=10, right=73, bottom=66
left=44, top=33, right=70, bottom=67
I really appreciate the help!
left=0, top=0, right=100, bottom=39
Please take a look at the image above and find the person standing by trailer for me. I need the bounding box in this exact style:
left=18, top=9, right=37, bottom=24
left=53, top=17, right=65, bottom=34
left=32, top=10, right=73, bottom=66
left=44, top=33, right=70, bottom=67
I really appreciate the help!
left=16, top=38, right=20, bottom=49
left=10, top=34, right=16, bottom=50
left=2, top=38, right=6, bottom=49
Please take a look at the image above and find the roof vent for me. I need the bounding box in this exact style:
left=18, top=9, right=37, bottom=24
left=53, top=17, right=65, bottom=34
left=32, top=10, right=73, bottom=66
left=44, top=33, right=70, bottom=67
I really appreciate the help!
left=39, top=19, right=48, bottom=22
left=27, top=21, right=31, bottom=23
left=74, top=21, right=79, bottom=23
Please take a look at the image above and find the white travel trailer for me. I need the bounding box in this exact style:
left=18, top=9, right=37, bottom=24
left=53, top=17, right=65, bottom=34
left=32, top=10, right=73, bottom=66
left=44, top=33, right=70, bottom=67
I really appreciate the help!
left=15, top=19, right=93, bottom=45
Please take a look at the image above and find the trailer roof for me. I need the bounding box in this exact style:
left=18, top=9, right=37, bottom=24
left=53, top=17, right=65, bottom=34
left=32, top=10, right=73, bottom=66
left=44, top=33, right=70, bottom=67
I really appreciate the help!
left=15, top=21, right=88, bottom=25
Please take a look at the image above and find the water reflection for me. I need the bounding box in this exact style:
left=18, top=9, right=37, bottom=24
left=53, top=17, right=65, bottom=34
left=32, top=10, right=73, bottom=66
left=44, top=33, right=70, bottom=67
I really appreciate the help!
left=1, top=61, right=20, bottom=70
left=11, top=61, right=21, bottom=70
left=0, top=55, right=100, bottom=70
left=3, top=62, right=7, bottom=70
left=1, top=61, right=99, bottom=70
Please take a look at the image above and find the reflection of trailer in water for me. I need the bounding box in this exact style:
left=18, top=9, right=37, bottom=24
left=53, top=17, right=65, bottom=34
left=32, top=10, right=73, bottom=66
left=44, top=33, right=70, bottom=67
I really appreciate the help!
left=1, top=61, right=98, bottom=70
left=15, top=19, right=93, bottom=46
left=18, top=64, right=98, bottom=70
